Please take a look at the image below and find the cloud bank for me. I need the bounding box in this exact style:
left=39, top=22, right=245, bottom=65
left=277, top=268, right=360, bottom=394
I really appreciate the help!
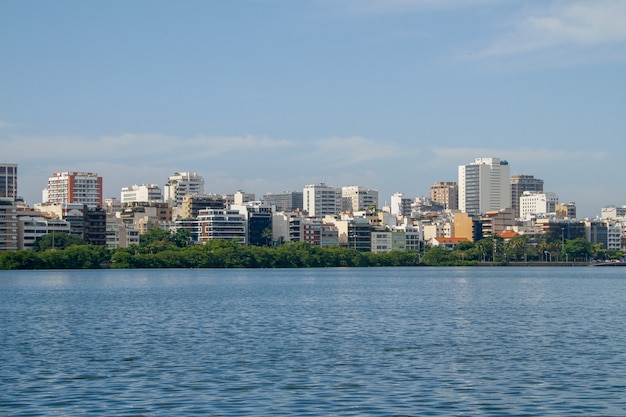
left=482, top=1, right=626, bottom=59
left=7, top=132, right=618, bottom=217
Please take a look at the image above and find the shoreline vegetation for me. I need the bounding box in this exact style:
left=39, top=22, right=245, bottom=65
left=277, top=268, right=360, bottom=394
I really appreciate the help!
left=1, top=230, right=622, bottom=270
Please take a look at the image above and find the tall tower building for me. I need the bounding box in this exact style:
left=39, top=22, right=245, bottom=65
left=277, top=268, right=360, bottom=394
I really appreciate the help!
left=303, top=183, right=341, bottom=217
left=164, top=172, right=205, bottom=207
left=511, top=175, right=544, bottom=218
left=430, top=181, right=458, bottom=211
left=0, top=163, right=18, bottom=199
left=458, top=157, right=511, bottom=215
left=43, top=171, right=103, bottom=208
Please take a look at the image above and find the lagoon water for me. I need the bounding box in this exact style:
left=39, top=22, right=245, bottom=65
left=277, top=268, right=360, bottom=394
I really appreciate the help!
left=2, top=267, right=626, bottom=416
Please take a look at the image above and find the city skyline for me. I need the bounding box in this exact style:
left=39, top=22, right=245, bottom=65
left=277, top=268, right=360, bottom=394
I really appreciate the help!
left=3, top=1, right=626, bottom=218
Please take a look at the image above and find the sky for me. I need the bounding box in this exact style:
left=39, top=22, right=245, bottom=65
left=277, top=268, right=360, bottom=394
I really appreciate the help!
left=2, top=0, right=625, bottom=218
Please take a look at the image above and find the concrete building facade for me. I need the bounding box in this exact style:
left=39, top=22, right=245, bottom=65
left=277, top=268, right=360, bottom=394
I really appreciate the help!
left=458, top=157, right=511, bottom=215
left=263, top=191, right=303, bottom=212
left=0, top=163, right=18, bottom=199
left=121, top=184, right=162, bottom=203
left=390, top=192, right=412, bottom=217
left=511, top=175, right=544, bottom=218
left=43, top=172, right=103, bottom=208
left=197, top=209, right=247, bottom=244
left=303, top=183, right=341, bottom=218
left=519, top=191, right=558, bottom=220
left=341, top=186, right=379, bottom=212
left=164, top=172, right=204, bottom=207
left=17, top=215, right=70, bottom=250
left=429, top=181, right=458, bottom=211
left=0, top=198, right=18, bottom=251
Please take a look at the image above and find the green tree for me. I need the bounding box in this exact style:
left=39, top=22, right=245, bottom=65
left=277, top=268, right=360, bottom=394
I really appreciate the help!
left=170, top=229, right=191, bottom=248
left=34, top=233, right=85, bottom=251
left=505, top=235, right=530, bottom=262
left=422, top=246, right=452, bottom=265
left=563, top=238, right=593, bottom=262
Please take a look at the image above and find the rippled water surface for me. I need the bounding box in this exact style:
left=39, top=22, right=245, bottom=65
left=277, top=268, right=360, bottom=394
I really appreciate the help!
left=2, top=267, right=626, bottom=416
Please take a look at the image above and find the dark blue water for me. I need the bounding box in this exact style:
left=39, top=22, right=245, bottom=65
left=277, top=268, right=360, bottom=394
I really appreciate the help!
left=2, top=267, right=626, bottom=416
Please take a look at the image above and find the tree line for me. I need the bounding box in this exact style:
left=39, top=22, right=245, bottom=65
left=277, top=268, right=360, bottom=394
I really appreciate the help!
left=0, top=229, right=622, bottom=270
left=0, top=229, right=420, bottom=270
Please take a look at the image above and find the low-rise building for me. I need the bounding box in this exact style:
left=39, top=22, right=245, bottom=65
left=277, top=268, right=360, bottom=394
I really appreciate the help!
left=520, top=191, right=558, bottom=220
left=106, top=216, right=140, bottom=249
left=121, top=184, right=163, bottom=203
left=197, top=209, right=246, bottom=244
left=17, top=214, right=70, bottom=250
left=341, top=186, right=379, bottom=212
left=263, top=191, right=303, bottom=212
left=181, top=194, right=224, bottom=220
left=371, top=230, right=407, bottom=253
left=428, top=237, right=470, bottom=250
left=273, top=212, right=303, bottom=244
left=232, top=202, right=273, bottom=246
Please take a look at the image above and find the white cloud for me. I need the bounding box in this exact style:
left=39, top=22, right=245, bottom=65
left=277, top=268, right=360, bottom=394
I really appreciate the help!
left=312, top=136, right=413, bottom=167
left=482, top=1, right=626, bottom=57
left=3, top=133, right=295, bottom=163
left=429, top=146, right=607, bottom=167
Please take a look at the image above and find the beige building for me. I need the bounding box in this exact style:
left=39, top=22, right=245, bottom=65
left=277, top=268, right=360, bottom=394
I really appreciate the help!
left=341, top=186, right=379, bottom=212
left=430, top=181, right=458, bottom=211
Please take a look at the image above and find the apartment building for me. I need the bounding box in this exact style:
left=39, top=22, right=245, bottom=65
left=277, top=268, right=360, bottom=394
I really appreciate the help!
left=234, top=191, right=256, bottom=205
left=511, top=175, right=544, bottom=218
left=430, top=181, right=458, bottom=211
left=519, top=191, right=558, bottom=220
left=121, top=184, right=162, bottom=203
left=164, top=172, right=204, bottom=207
left=196, top=209, right=246, bottom=244
left=458, top=158, right=511, bottom=215
left=36, top=202, right=106, bottom=245
left=390, top=192, right=412, bottom=217
left=273, top=212, right=303, bottom=244
left=263, top=191, right=303, bottom=212
left=371, top=230, right=407, bottom=253
left=17, top=215, right=70, bottom=250
left=106, top=217, right=140, bottom=249
left=181, top=194, right=224, bottom=220
left=303, top=183, right=341, bottom=218
left=43, top=172, right=103, bottom=208
left=231, top=202, right=273, bottom=246
left=0, top=198, right=18, bottom=251
left=0, top=163, right=18, bottom=199
left=341, top=186, right=379, bottom=212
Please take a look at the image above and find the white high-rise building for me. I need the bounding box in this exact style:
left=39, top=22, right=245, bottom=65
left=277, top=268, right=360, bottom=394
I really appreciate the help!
left=43, top=171, right=103, bottom=208
left=121, top=184, right=163, bottom=203
left=164, top=172, right=204, bottom=207
left=341, top=186, right=379, bottom=212
left=519, top=191, right=559, bottom=220
left=458, top=158, right=511, bottom=215
left=303, top=183, right=341, bottom=218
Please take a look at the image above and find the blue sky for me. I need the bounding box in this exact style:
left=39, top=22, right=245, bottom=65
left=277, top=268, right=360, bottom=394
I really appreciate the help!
left=2, top=0, right=625, bottom=218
